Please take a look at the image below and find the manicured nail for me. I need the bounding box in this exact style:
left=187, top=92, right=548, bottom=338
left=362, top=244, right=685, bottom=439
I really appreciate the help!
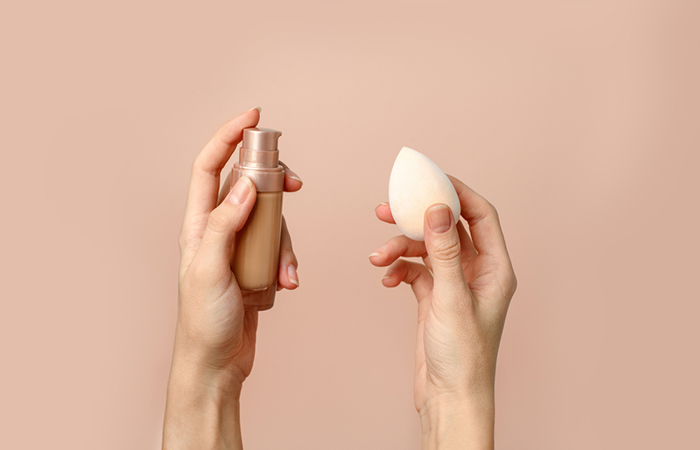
left=247, top=106, right=262, bottom=113
left=228, top=176, right=252, bottom=205
left=382, top=272, right=392, bottom=280
left=369, top=244, right=388, bottom=259
left=375, top=202, right=389, bottom=211
left=427, top=204, right=451, bottom=234
left=286, top=168, right=303, bottom=185
left=287, top=265, right=299, bottom=287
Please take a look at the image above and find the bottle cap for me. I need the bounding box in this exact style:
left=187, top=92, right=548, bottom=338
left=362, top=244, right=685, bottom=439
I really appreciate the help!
left=234, top=127, right=285, bottom=192
left=243, top=128, right=282, bottom=151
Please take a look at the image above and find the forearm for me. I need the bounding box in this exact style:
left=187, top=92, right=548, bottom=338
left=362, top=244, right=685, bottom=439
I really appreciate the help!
left=163, top=357, right=244, bottom=450
left=420, top=394, right=495, bottom=450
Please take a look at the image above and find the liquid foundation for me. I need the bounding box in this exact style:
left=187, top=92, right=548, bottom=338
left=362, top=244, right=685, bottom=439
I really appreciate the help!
left=230, top=128, right=285, bottom=310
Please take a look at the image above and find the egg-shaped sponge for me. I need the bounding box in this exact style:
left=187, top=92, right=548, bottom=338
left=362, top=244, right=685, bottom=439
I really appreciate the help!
left=388, top=147, right=460, bottom=241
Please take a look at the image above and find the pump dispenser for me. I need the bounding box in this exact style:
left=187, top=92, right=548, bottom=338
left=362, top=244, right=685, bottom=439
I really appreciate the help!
left=231, top=127, right=285, bottom=310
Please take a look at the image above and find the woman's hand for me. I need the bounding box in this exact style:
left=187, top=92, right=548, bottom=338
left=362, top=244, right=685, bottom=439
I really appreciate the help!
left=370, top=176, right=516, bottom=450
left=163, top=108, right=302, bottom=449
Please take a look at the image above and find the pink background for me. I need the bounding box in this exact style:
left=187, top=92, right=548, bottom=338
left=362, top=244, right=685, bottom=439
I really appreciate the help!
left=1, top=0, right=699, bottom=448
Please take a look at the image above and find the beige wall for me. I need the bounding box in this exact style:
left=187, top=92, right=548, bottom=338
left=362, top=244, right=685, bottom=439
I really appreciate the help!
left=1, top=1, right=698, bottom=448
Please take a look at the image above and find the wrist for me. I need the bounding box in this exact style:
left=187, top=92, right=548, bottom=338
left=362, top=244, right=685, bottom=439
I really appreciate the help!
left=163, top=346, right=245, bottom=449
left=419, top=393, right=495, bottom=450
left=163, top=367, right=243, bottom=450
left=171, top=318, right=249, bottom=389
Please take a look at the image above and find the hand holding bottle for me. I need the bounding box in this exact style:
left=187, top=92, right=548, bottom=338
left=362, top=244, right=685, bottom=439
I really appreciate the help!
left=163, top=108, right=302, bottom=449
left=370, top=176, right=517, bottom=450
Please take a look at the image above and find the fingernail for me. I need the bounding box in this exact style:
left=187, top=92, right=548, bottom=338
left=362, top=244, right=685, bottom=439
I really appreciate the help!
left=247, top=106, right=262, bottom=113
left=382, top=272, right=392, bottom=280
left=427, top=204, right=452, bottom=234
left=369, top=245, right=386, bottom=259
left=287, top=265, right=299, bottom=287
left=228, top=176, right=252, bottom=205
left=286, top=169, right=303, bottom=185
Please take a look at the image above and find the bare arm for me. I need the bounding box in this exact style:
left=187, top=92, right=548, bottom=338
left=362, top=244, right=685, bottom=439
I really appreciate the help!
left=371, top=176, right=517, bottom=450
left=163, top=108, right=302, bottom=449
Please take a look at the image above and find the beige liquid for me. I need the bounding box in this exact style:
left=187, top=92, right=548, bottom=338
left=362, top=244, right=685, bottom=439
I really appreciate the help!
left=232, top=192, right=283, bottom=291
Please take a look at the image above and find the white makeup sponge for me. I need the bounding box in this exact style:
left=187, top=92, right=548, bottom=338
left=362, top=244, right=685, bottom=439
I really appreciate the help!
left=388, top=147, right=460, bottom=241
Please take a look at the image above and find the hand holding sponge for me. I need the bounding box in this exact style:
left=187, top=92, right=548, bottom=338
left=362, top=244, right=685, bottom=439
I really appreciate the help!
left=388, top=147, right=460, bottom=241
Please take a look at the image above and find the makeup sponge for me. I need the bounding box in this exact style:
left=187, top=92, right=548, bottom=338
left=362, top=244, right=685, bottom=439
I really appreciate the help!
left=388, top=147, right=460, bottom=241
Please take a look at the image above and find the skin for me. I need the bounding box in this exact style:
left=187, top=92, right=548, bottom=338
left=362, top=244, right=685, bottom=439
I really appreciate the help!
left=162, top=108, right=302, bottom=449
left=370, top=180, right=517, bottom=450
left=162, top=108, right=517, bottom=450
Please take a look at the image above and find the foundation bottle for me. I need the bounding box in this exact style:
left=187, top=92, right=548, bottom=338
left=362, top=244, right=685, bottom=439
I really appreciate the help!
left=230, top=127, right=285, bottom=310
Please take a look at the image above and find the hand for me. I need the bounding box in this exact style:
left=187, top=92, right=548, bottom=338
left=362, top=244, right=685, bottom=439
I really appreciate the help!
left=163, top=108, right=302, bottom=449
left=370, top=176, right=516, bottom=450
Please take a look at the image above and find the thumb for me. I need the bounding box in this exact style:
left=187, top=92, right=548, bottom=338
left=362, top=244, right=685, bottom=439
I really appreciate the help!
left=193, top=176, right=256, bottom=278
left=424, top=204, right=470, bottom=300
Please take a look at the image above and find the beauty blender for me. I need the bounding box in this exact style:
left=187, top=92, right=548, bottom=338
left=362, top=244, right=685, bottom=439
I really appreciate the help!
left=388, top=147, right=460, bottom=241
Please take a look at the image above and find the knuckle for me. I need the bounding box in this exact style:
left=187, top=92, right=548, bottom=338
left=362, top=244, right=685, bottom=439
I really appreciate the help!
left=500, top=268, right=518, bottom=299
left=192, top=155, right=218, bottom=176
left=179, top=227, right=203, bottom=254
left=508, top=271, right=518, bottom=296
left=180, top=265, right=200, bottom=291
left=487, top=201, right=499, bottom=218
left=281, top=244, right=295, bottom=257
left=178, top=230, right=196, bottom=253
left=431, top=237, right=462, bottom=264
left=206, top=210, right=230, bottom=233
left=280, top=245, right=297, bottom=263
left=185, top=259, right=228, bottom=288
left=191, top=157, right=203, bottom=173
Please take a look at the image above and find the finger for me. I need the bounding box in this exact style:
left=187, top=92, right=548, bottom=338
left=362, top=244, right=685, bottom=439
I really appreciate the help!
left=277, top=218, right=299, bottom=290
left=369, top=235, right=427, bottom=267
left=219, top=161, right=302, bottom=205
left=378, top=202, right=477, bottom=258
left=280, top=161, right=303, bottom=192
left=191, top=177, right=256, bottom=283
left=382, top=259, right=433, bottom=301
left=447, top=175, right=510, bottom=260
left=182, top=108, right=260, bottom=249
left=217, top=170, right=232, bottom=205
left=423, top=204, right=471, bottom=301
left=375, top=202, right=395, bottom=224
left=456, top=220, right=478, bottom=263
